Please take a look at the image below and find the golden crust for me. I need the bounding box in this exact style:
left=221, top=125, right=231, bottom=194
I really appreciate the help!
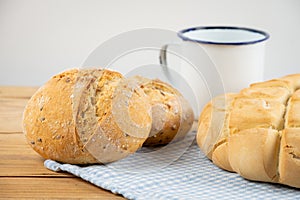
left=196, top=94, right=236, bottom=159
left=285, top=90, right=300, bottom=128
left=23, top=68, right=193, bottom=164
left=250, top=79, right=294, bottom=92
left=279, top=128, right=300, bottom=188
left=141, top=79, right=194, bottom=146
left=23, top=69, right=98, bottom=164
left=229, top=98, right=285, bottom=134
left=281, top=73, right=300, bottom=90
left=197, top=74, right=300, bottom=188
left=211, top=139, right=233, bottom=172
left=240, top=86, right=291, bottom=104
left=228, top=128, right=280, bottom=182
left=23, top=68, right=153, bottom=164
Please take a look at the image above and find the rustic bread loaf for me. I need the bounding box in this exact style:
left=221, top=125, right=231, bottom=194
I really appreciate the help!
left=23, top=68, right=194, bottom=164
left=134, top=77, right=194, bottom=146
left=23, top=68, right=152, bottom=164
left=197, top=74, right=300, bottom=188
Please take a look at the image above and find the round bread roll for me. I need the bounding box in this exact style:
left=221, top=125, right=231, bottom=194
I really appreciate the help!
left=197, top=73, right=300, bottom=188
left=135, top=77, right=194, bottom=146
left=22, top=68, right=152, bottom=164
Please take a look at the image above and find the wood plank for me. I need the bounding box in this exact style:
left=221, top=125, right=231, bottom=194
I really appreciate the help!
left=0, top=86, right=38, bottom=99
left=0, top=177, right=125, bottom=199
left=0, top=98, right=29, bottom=133
left=0, top=86, right=37, bottom=132
left=0, top=133, right=71, bottom=177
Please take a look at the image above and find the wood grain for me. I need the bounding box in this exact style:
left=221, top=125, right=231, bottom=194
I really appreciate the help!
left=0, top=86, right=125, bottom=199
left=0, top=133, right=71, bottom=177
left=0, top=98, right=30, bottom=133
left=0, top=177, right=124, bottom=199
left=0, top=86, right=37, bottom=133
left=0, top=86, right=37, bottom=99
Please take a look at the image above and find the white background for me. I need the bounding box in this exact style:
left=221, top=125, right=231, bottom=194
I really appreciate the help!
left=0, top=0, right=299, bottom=86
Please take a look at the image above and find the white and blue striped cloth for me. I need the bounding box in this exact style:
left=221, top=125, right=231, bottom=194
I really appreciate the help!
left=45, top=131, right=300, bottom=200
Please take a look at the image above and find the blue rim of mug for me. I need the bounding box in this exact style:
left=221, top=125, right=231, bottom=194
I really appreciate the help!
left=178, top=26, right=270, bottom=45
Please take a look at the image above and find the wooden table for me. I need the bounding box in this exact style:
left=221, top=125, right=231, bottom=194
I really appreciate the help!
left=0, top=86, right=125, bottom=199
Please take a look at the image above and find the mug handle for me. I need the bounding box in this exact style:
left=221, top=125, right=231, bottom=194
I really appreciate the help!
left=159, top=44, right=169, bottom=67
left=159, top=43, right=182, bottom=76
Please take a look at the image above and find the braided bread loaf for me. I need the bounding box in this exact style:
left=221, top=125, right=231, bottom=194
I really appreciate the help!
left=197, top=74, right=300, bottom=188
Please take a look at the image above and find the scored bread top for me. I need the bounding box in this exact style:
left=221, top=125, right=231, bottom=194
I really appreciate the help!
left=197, top=73, right=300, bottom=188
left=23, top=69, right=98, bottom=164
left=75, top=69, right=152, bottom=163
left=23, top=68, right=152, bottom=164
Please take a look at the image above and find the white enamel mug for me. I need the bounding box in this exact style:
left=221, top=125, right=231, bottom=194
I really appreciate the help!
left=160, top=26, right=269, bottom=116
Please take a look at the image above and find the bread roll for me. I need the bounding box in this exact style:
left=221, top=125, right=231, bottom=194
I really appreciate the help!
left=135, top=77, right=194, bottom=146
left=197, top=73, right=300, bottom=188
left=23, top=68, right=152, bottom=164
